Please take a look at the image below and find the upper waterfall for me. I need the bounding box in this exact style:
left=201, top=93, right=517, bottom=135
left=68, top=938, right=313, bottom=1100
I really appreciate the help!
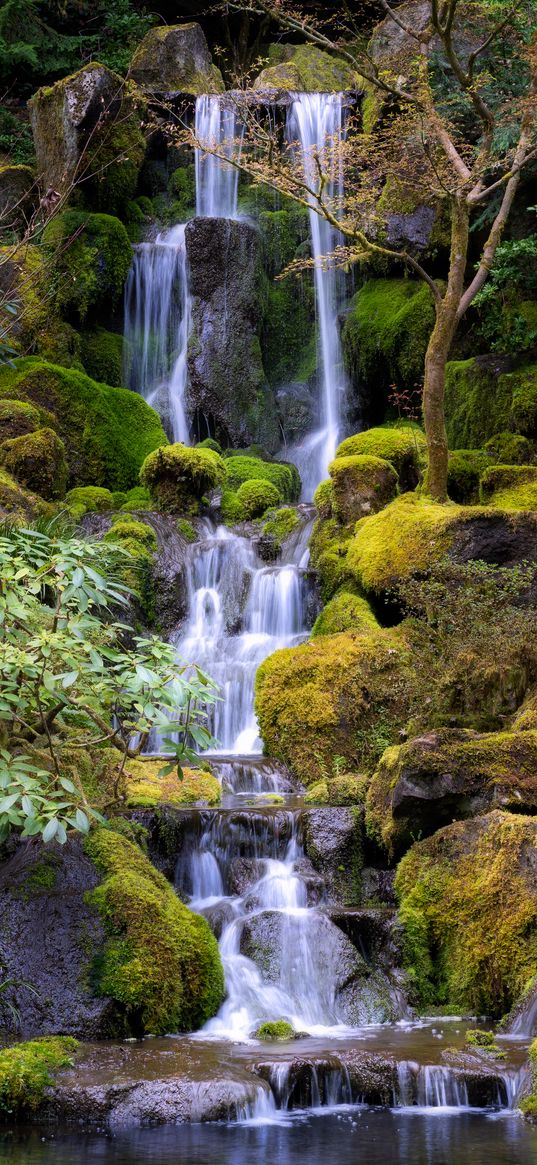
left=195, top=94, right=242, bottom=220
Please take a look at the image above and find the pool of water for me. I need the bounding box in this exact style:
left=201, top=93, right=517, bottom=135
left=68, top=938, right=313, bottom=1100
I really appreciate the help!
left=4, top=1110, right=537, bottom=1165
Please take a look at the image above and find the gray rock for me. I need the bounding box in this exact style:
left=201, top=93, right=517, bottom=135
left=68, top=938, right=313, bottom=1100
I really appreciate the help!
left=302, top=806, right=364, bottom=904
left=129, top=24, right=224, bottom=96
left=185, top=217, right=278, bottom=450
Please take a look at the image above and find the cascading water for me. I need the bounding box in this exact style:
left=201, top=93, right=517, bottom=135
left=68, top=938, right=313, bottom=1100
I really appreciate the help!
left=195, top=94, right=242, bottom=219
left=286, top=94, right=348, bottom=497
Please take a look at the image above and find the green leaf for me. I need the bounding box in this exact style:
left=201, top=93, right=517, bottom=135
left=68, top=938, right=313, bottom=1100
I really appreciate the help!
left=42, top=818, right=58, bottom=843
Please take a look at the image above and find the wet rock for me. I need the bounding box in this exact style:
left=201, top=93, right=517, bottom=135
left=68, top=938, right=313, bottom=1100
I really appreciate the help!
left=361, top=866, right=397, bottom=906
left=228, top=857, right=266, bottom=896
left=0, top=839, right=118, bottom=1039
left=129, top=24, right=224, bottom=95
left=199, top=899, right=236, bottom=941
left=302, top=806, right=364, bottom=905
left=367, top=727, right=537, bottom=855
left=327, top=907, right=404, bottom=972
left=253, top=1050, right=397, bottom=1107
left=185, top=217, right=278, bottom=450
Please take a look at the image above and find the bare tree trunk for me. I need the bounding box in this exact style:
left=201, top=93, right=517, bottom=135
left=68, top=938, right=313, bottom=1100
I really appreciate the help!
left=423, top=196, right=470, bottom=502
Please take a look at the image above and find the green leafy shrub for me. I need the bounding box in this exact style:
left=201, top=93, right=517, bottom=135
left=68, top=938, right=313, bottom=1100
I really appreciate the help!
left=0, top=1037, right=78, bottom=1118
left=140, top=443, right=226, bottom=512
left=236, top=478, right=281, bottom=518
left=85, top=828, right=224, bottom=1034
left=0, top=427, right=67, bottom=500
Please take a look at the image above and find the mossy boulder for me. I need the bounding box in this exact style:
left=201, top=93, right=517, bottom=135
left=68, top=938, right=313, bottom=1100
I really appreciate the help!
left=0, top=399, right=41, bottom=442
left=329, top=453, right=398, bottom=523
left=395, top=810, right=537, bottom=1015
left=80, top=330, right=124, bottom=387
left=312, top=585, right=379, bottom=638
left=262, top=506, right=300, bottom=550
left=313, top=479, right=334, bottom=520
left=103, top=517, right=157, bottom=614
left=85, top=828, right=224, bottom=1035
left=236, top=477, right=281, bottom=519
left=445, top=357, right=537, bottom=447
left=305, top=773, right=369, bottom=807
left=0, top=466, right=50, bottom=522
left=486, top=432, right=535, bottom=465
left=0, top=164, right=35, bottom=227
left=0, top=1037, right=78, bottom=1119
left=0, top=245, right=48, bottom=352
left=341, top=280, right=436, bottom=408
left=126, top=760, right=221, bottom=808
left=367, top=727, right=537, bottom=857
left=0, top=426, right=67, bottom=500
left=224, top=454, right=300, bottom=502
left=447, top=449, right=497, bottom=504
left=35, top=320, right=82, bottom=369
left=66, top=485, right=114, bottom=518
left=480, top=465, right=537, bottom=510
left=255, top=1020, right=295, bottom=1041
left=43, top=212, right=133, bottom=323
left=336, top=424, right=426, bottom=490
left=255, top=626, right=416, bottom=784
left=29, top=63, right=146, bottom=215
left=0, top=358, right=167, bottom=491
left=140, top=442, right=225, bottom=513
left=253, top=44, right=358, bottom=91
left=129, top=23, right=224, bottom=94
left=309, top=516, right=354, bottom=602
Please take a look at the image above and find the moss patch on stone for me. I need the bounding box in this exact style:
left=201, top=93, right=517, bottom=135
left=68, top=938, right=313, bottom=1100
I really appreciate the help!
left=0, top=1037, right=78, bottom=1118
left=347, top=493, right=458, bottom=595
left=329, top=453, right=398, bottom=523
left=0, top=466, right=50, bottom=522
left=80, top=330, right=124, bottom=387
left=66, top=485, right=114, bottom=519
left=312, top=585, right=379, bottom=637
left=236, top=477, right=281, bottom=518
left=480, top=465, right=537, bottom=510
left=253, top=43, right=359, bottom=91
left=336, top=424, right=426, bottom=490
left=255, top=1020, right=295, bottom=1041
left=447, top=449, right=497, bottom=504
left=85, top=828, right=224, bottom=1034
left=125, top=760, right=221, bottom=808
left=342, top=279, right=436, bottom=397
left=0, top=427, right=67, bottom=500
left=224, top=455, right=300, bottom=503
left=43, top=212, right=133, bottom=323
left=0, top=399, right=41, bottom=442
left=445, top=358, right=537, bottom=448
left=140, top=443, right=225, bottom=513
left=262, top=506, right=300, bottom=549
left=309, top=515, right=354, bottom=603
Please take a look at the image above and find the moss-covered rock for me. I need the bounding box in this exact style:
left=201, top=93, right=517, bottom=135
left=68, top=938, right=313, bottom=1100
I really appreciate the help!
left=395, top=810, right=537, bottom=1015
left=0, top=465, right=50, bottom=522
left=262, top=506, right=300, bottom=550
left=224, top=455, right=300, bottom=503
left=255, top=1020, right=295, bottom=1041
left=309, top=515, right=354, bottom=603
left=85, top=828, right=224, bottom=1034
left=125, top=760, right=221, bottom=808
left=255, top=626, right=415, bottom=784
left=312, top=585, right=379, bottom=637
left=342, top=280, right=436, bottom=405
left=80, top=330, right=124, bottom=387
left=0, top=359, right=167, bottom=491
left=0, top=164, right=35, bottom=228
left=447, top=449, right=497, bottom=504
left=236, top=477, right=281, bottom=519
left=0, top=244, right=48, bottom=352
left=367, top=727, right=537, bottom=856
left=336, top=424, right=426, bottom=490
left=313, top=479, right=334, bottom=520
left=0, top=426, right=67, bottom=500
left=42, top=212, right=133, bottom=323
left=0, top=399, right=41, bottom=442
left=140, top=442, right=225, bottom=513
left=0, top=1037, right=78, bottom=1119
left=485, top=432, right=535, bottom=465
left=29, top=63, right=146, bottom=215
left=120, top=485, right=152, bottom=511
left=253, top=44, right=359, bottom=91
left=445, top=357, right=537, bottom=447
left=66, top=485, right=114, bottom=518
left=329, top=453, right=398, bottom=523
left=129, top=23, right=224, bottom=94
left=103, top=517, right=157, bottom=614
left=480, top=465, right=537, bottom=510
left=305, top=773, right=369, bottom=807
left=35, top=320, right=82, bottom=369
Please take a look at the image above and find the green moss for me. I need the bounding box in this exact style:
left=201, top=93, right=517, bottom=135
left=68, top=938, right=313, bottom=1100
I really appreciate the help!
left=480, top=465, right=537, bottom=510
left=255, top=1020, right=295, bottom=1041
left=42, top=212, right=133, bottom=323
left=262, top=276, right=315, bottom=388
left=66, top=486, right=114, bottom=518
left=0, top=399, right=41, bottom=442
left=177, top=518, right=198, bottom=542
left=129, top=26, right=224, bottom=95
left=220, top=488, right=244, bottom=525
left=395, top=810, right=537, bottom=1016
left=312, top=585, right=379, bottom=637
left=336, top=424, right=427, bottom=488
left=104, top=518, right=157, bottom=617
left=447, top=449, right=497, bottom=504
left=197, top=437, right=223, bottom=454
left=224, top=455, right=300, bottom=503
left=167, top=165, right=196, bottom=219
left=236, top=477, right=281, bottom=518
left=255, top=626, right=415, bottom=784
left=342, top=280, right=436, bottom=396
left=36, top=321, right=82, bottom=369
left=253, top=43, right=358, bottom=91
left=80, top=330, right=124, bottom=387
left=465, top=1028, right=497, bottom=1048
left=0, top=427, right=67, bottom=501
left=521, top=1039, right=537, bottom=1120
left=309, top=516, right=354, bottom=602
left=305, top=772, right=369, bottom=806
left=313, top=479, right=334, bottom=520
left=0, top=1037, right=78, bottom=1118
left=0, top=245, right=49, bottom=352
left=445, top=359, right=537, bottom=447
left=0, top=466, right=50, bottom=522
left=485, top=432, right=535, bottom=465
left=347, top=494, right=458, bottom=595
left=329, top=453, right=398, bottom=523
left=262, top=506, right=300, bottom=549
left=0, top=358, right=167, bottom=491
left=121, top=486, right=152, bottom=511
left=140, top=443, right=225, bottom=513
left=85, top=828, right=224, bottom=1034
left=125, top=760, right=221, bottom=808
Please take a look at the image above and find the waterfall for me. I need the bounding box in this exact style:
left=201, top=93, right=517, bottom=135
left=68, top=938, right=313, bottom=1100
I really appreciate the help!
left=286, top=93, right=348, bottom=497
left=195, top=94, right=241, bottom=219
left=123, top=224, right=190, bottom=443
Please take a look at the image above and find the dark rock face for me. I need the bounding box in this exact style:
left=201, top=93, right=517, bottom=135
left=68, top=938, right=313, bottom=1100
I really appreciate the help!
left=302, top=806, right=363, bottom=905
left=185, top=217, right=278, bottom=450
left=386, top=205, right=436, bottom=250
left=129, top=23, right=224, bottom=95
left=253, top=1050, right=397, bottom=1108
left=0, top=840, right=117, bottom=1039
left=450, top=510, right=537, bottom=568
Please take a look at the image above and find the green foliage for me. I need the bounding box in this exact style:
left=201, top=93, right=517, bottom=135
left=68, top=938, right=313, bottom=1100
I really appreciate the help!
left=236, top=477, right=281, bottom=519
left=224, top=455, right=300, bottom=502
left=86, top=0, right=156, bottom=77
left=42, top=213, right=133, bottom=323
left=104, top=517, right=156, bottom=620
left=0, top=1036, right=78, bottom=1118
left=85, top=828, right=224, bottom=1034
left=0, top=1, right=81, bottom=90
left=473, top=235, right=537, bottom=353
left=255, top=1020, right=295, bottom=1041
left=120, top=485, right=151, bottom=511
left=0, top=358, right=168, bottom=491
left=0, top=427, right=67, bottom=500
left=0, top=107, right=34, bottom=165
left=140, top=443, right=226, bottom=513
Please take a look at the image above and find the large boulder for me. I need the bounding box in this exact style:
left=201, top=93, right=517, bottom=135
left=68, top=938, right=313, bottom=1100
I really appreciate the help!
left=185, top=217, right=278, bottom=450
left=328, top=453, right=398, bottom=523
left=0, top=164, right=35, bottom=227
left=129, top=24, right=224, bottom=95
left=367, top=728, right=537, bottom=855
left=28, top=64, right=145, bottom=214
left=445, top=356, right=537, bottom=448
left=253, top=44, right=358, bottom=93
left=395, top=810, right=537, bottom=1016
left=302, top=806, right=364, bottom=905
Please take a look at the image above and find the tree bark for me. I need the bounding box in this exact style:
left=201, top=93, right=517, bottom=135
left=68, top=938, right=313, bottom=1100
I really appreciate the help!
left=423, top=197, right=470, bottom=502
